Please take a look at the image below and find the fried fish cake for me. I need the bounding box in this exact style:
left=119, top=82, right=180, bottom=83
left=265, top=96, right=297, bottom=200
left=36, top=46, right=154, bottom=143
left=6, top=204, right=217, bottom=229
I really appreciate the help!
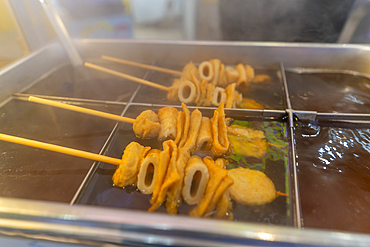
left=228, top=167, right=277, bottom=205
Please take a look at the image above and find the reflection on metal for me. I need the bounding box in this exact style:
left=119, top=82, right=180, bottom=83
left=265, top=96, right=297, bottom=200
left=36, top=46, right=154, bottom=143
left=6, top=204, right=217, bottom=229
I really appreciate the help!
left=40, top=0, right=82, bottom=66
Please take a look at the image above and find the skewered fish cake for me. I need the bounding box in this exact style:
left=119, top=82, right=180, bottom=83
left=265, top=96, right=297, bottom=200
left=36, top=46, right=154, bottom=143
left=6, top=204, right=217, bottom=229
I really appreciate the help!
left=214, top=190, right=233, bottom=220
left=211, top=103, right=230, bottom=156
left=149, top=140, right=179, bottom=212
left=183, top=109, right=202, bottom=151
left=166, top=146, right=191, bottom=214
left=133, top=110, right=161, bottom=139
left=137, top=149, right=161, bottom=194
left=228, top=167, right=277, bottom=205
left=182, top=156, right=209, bottom=205
left=113, top=142, right=151, bottom=187
left=189, top=157, right=233, bottom=217
left=150, top=140, right=175, bottom=204
left=196, top=117, right=213, bottom=151
left=158, top=107, right=179, bottom=141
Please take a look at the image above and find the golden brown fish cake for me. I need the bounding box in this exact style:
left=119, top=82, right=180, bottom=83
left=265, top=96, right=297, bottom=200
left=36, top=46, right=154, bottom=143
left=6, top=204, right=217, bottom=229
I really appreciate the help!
left=228, top=167, right=277, bottom=205
left=167, top=79, right=182, bottom=101
left=149, top=141, right=179, bottom=212
left=133, top=110, right=161, bottom=139
left=158, top=107, right=178, bottom=141
left=183, top=109, right=202, bottom=152
left=196, top=117, right=213, bottom=151
left=211, top=103, right=230, bottom=156
left=112, top=142, right=151, bottom=187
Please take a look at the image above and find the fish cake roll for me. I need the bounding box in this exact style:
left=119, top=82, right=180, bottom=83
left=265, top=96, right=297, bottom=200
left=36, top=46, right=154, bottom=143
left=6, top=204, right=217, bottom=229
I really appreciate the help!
left=113, top=142, right=151, bottom=187
left=214, top=190, right=233, bottom=220
left=225, top=83, right=236, bottom=108
left=178, top=103, right=191, bottom=148
left=149, top=140, right=179, bottom=212
left=189, top=157, right=230, bottom=217
left=137, top=149, right=161, bottom=194
left=217, top=64, right=228, bottom=87
left=198, top=61, right=214, bottom=81
left=182, top=156, right=209, bottom=205
left=166, top=147, right=191, bottom=214
left=182, top=61, right=199, bottom=81
left=210, top=59, right=221, bottom=85
left=212, top=87, right=227, bottom=106
left=245, top=64, right=255, bottom=82
left=174, top=111, right=185, bottom=145
left=167, top=79, right=182, bottom=101
left=211, top=103, right=230, bottom=156
left=203, top=83, right=215, bottom=107
left=178, top=80, right=197, bottom=104
left=225, top=66, right=239, bottom=83
left=158, top=107, right=178, bottom=141
left=196, top=117, right=213, bottom=151
left=133, top=110, right=161, bottom=139
left=183, top=109, right=203, bottom=152
left=236, top=63, right=247, bottom=87
left=190, top=72, right=201, bottom=104
left=197, top=79, right=208, bottom=106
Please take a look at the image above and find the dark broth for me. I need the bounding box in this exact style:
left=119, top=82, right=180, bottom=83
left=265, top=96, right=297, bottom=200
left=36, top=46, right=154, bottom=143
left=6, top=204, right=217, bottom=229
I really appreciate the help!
left=296, top=122, right=370, bottom=233
left=286, top=72, right=370, bottom=113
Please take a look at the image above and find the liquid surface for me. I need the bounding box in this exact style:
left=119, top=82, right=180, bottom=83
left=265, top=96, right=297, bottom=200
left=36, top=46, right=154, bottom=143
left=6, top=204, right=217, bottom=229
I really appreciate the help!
left=0, top=99, right=125, bottom=202
left=296, top=122, right=370, bottom=233
left=24, top=62, right=143, bottom=102
left=76, top=104, right=292, bottom=225
left=286, top=72, right=370, bottom=113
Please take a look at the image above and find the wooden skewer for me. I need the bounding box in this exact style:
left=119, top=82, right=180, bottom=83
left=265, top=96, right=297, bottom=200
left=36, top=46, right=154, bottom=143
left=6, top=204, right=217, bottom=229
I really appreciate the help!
left=84, top=62, right=170, bottom=92
left=28, top=96, right=135, bottom=124
left=101, top=55, right=183, bottom=76
left=0, top=133, right=121, bottom=165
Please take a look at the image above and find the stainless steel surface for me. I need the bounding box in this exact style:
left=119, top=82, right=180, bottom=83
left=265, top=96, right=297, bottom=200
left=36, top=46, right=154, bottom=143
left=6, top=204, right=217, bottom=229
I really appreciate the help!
left=1, top=197, right=370, bottom=247
left=76, top=40, right=370, bottom=74
left=0, top=43, right=67, bottom=104
left=1, top=39, right=370, bottom=245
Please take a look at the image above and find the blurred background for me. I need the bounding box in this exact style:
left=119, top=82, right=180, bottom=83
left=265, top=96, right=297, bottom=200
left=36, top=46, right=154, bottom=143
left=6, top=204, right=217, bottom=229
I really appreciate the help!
left=1, top=0, right=370, bottom=69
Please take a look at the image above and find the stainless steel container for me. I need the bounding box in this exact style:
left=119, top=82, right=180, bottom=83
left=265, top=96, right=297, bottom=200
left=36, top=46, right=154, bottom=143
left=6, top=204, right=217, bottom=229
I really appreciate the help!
left=1, top=39, right=370, bottom=246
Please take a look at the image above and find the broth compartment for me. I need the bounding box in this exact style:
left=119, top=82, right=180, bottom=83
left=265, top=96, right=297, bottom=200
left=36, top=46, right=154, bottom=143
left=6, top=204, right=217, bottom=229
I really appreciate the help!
left=296, top=121, right=370, bottom=233
left=76, top=104, right=293, bottom=226
left=286, top=72, right=370, bottom=113
left=0, top=99, right=125, bottom=202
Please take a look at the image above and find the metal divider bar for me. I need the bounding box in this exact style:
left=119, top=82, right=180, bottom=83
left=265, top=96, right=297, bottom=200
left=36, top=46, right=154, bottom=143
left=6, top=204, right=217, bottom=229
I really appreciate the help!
left=70, top=69, right=153, bottom=205
left=280, top=62, right=292, bottom=110
left=288, top=109, right=302, bottom=229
